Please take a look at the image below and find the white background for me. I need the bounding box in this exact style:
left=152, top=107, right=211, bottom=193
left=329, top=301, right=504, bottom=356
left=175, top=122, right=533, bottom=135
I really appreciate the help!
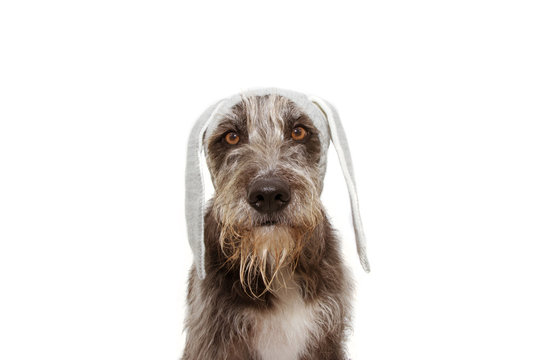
left=1, top=0, right=539, bottom=359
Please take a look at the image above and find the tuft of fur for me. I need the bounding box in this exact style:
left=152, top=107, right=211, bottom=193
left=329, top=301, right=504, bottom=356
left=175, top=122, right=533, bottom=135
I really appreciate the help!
left=183, top=95, right=353, bottom=360
left=219, top=225, right=307, bottom=297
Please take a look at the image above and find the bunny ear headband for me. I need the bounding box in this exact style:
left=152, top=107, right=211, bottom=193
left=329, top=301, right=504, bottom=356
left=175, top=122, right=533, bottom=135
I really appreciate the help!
left=185, top=88, right=370, bottom=279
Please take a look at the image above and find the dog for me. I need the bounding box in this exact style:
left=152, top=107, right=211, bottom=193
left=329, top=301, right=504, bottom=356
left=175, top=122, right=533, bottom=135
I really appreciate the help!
left=183, top=89, right=369, bottom=360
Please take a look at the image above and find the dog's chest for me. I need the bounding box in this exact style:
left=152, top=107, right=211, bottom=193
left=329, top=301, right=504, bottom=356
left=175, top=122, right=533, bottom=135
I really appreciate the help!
left=251, top=284, right=320, bottom=360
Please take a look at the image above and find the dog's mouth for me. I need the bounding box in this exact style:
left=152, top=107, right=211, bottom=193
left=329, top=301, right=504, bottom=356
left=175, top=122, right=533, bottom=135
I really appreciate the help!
left=254, top=215, right=284, bottom=227
left=260, top=219, right=279, bottom=226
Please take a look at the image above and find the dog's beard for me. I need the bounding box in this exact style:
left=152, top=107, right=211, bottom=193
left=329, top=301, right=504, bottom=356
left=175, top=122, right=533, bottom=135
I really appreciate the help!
left=217, top=207, right=322, bottom=298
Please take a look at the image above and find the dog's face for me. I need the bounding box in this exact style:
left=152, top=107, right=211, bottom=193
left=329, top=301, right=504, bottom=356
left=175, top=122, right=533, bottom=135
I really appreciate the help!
left=205, top=94, right=325, bottom=295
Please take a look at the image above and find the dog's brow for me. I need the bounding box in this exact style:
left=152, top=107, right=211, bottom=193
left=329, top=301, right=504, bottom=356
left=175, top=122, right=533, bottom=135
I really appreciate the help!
left=211, top=115, right=247, bottom=138
left=216, top=118, right=239, bottom=131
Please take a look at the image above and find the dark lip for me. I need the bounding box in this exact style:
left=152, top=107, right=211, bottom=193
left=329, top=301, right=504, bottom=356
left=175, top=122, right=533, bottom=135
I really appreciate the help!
left=260, top=220, right=279, bottom=226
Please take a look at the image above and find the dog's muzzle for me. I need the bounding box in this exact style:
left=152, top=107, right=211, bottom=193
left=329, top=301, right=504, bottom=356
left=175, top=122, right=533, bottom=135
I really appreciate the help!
left=247, top=176, right=290, bottom=214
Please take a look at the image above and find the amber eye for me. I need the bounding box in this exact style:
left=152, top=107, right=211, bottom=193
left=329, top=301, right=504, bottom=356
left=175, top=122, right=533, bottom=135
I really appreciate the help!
left=225, top=132, right=240, bottom=145
left=291, top=126, right=307, bottom=141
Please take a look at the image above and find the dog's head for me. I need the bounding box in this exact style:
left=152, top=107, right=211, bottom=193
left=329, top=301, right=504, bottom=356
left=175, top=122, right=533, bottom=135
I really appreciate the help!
left=205, top=95, right=325, bottom=294
left=185, top=88, right=369, bottom=294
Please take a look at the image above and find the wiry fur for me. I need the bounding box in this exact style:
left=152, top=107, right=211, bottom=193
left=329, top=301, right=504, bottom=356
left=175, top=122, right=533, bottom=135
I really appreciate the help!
left=183, top=95, right=353, bottom=360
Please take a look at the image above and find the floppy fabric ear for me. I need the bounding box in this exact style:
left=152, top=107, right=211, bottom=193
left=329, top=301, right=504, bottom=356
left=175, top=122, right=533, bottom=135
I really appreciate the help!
left=185, top=100, right=224, bottom=280
left=309, top=96, right=371, bottom=273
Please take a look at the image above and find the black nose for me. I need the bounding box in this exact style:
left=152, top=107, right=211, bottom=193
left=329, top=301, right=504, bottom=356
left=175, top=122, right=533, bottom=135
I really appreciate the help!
left=247, top=177, right=291, bottom=214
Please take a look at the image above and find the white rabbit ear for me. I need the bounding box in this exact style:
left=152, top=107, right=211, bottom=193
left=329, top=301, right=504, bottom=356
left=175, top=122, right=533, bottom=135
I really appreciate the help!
left=310, top=96, right=371, bottom=273
left=185, top=100, right=224, bottom=279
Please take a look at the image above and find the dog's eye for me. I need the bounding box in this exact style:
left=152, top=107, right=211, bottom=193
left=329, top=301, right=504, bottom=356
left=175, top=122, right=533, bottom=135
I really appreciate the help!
left=291, top=126, right=307, bottom=141
left=224, top=132, right=240, bottom=145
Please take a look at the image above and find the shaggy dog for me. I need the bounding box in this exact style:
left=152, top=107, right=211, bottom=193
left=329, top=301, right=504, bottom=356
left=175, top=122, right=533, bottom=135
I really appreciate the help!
left=183, top=92, right=367, bottom=360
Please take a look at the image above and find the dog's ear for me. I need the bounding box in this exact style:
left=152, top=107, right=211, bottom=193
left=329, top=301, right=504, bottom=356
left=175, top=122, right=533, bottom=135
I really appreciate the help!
left=185, top=100, right=224, bottom=279
left=309, top=96, right=370, bottom=273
